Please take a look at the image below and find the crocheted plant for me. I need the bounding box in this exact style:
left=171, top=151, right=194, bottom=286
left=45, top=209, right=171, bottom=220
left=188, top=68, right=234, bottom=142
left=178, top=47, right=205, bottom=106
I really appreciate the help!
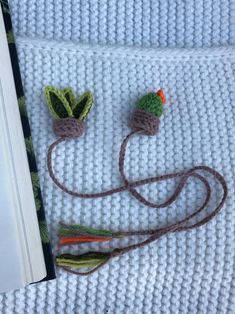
left=44, top=86, right=94, bottom=138
left=136, top=89, right=166, bottom=117
left=130, top=89, right=166, bottom=135
left=44, top=86, right=93, bottom=121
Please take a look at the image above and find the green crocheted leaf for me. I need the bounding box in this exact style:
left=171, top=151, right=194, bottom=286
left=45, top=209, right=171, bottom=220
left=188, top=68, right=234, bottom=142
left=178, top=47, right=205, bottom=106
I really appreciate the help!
left=39, top=221, right=50, bottom=243
left=137, top=92, right=163, bottom=117
left=63, top=88, right=76, bottom=109
left=73, top=91, right=93, bottom=120
left=44, top=86, right=73, bottom=119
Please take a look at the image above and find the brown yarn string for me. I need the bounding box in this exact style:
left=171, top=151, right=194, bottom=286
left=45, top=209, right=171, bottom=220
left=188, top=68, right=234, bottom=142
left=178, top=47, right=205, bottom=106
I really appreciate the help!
left=58, top=162, right=227, bottom=275
left=48, top=111, right=228, bottom=275
left=47, top=130, right=227, bottom=209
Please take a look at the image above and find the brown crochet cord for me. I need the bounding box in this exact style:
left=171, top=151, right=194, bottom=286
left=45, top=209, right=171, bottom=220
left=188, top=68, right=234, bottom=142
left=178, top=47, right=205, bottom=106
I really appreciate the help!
left=58, top=163, right=227, bottom=276
left=48, top=109, right=228, bottom=275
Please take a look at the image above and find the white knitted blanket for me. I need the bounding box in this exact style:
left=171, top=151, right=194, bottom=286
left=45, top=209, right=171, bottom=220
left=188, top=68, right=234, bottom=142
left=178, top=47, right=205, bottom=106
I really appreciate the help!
left=1, top=1, right=235, bottom=313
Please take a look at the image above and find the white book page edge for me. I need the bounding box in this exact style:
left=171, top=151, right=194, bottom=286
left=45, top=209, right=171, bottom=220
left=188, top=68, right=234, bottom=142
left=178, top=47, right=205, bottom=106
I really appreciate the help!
left=0, top=89, right=26, bottom=293
left=0, top=6, right=46, bottom=292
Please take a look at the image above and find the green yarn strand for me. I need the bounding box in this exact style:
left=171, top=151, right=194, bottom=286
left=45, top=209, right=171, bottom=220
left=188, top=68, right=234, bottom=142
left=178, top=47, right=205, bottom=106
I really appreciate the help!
left=59, top=223, right=113, bottom=237
left=56, top=252, right=110, bottom=270
left=70, top=224, right=113, bottom=236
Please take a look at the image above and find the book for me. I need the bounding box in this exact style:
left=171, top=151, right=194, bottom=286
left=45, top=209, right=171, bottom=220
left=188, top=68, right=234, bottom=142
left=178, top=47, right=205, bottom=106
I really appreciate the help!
left=0, top=1, right=55, bottom=293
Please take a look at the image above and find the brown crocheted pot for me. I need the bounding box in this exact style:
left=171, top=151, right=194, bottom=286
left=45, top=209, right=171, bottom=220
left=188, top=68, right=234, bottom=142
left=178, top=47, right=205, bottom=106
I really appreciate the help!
left=53, top=118, right=85, bottom=138
left=130, top=109, right=160, bottom=136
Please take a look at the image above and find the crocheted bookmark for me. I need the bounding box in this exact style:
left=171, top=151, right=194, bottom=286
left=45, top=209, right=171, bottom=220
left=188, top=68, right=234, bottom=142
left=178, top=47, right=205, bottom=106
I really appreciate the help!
left=44, top=87, right=228, bottom=275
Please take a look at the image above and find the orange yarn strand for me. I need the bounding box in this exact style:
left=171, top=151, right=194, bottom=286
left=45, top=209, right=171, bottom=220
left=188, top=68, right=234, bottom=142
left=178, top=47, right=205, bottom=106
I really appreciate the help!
left=59, top=236, right=113, bottom=245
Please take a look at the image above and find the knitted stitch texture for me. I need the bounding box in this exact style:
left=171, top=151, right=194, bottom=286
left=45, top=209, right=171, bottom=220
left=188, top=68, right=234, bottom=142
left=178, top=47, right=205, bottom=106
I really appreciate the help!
left=1, top=0, right=235, bottom=313
left=9, top=0, right=235, bottom=47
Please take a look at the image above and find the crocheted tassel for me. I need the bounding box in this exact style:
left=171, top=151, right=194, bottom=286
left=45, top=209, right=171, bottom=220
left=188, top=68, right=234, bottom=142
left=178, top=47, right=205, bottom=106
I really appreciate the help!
left=56, top=252, right=110, bottom=270
left=58, top=223, right=121, bottom=245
